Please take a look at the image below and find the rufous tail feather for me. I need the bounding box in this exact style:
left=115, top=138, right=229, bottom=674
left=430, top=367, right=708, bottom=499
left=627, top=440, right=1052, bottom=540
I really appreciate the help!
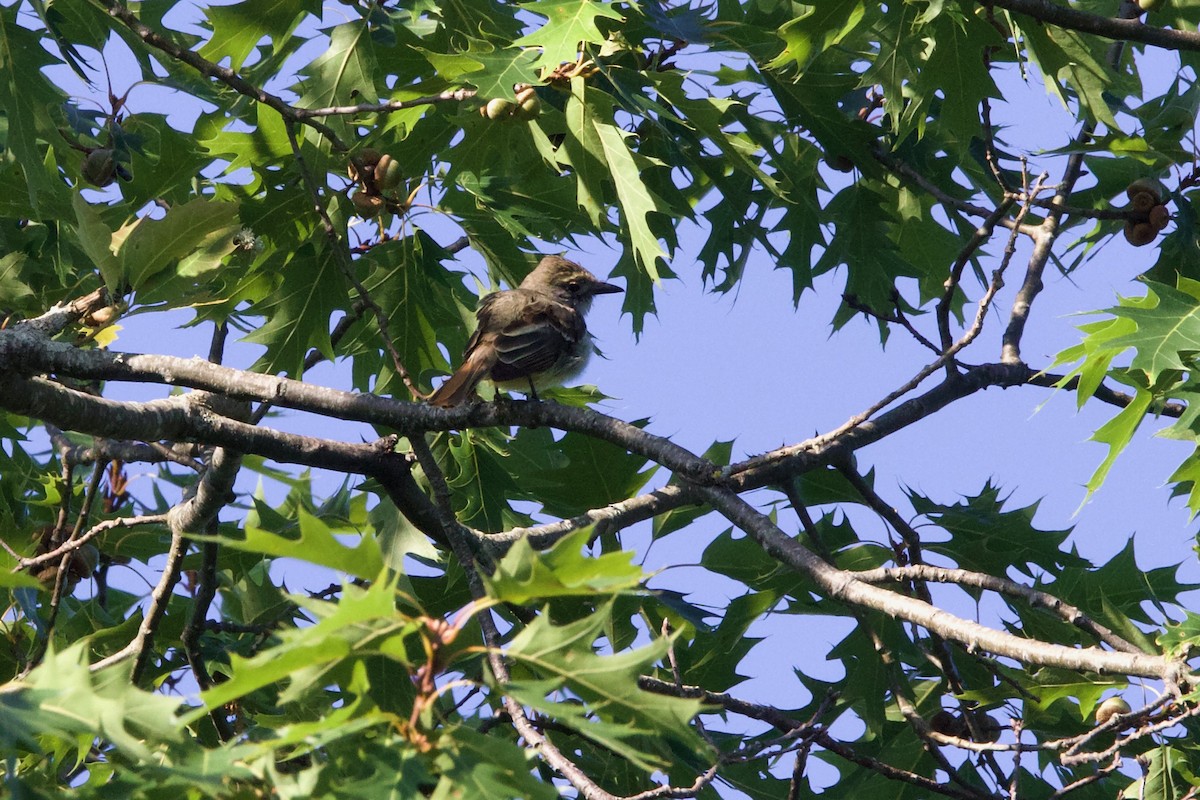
left=428, top=350, right=494, bottom=407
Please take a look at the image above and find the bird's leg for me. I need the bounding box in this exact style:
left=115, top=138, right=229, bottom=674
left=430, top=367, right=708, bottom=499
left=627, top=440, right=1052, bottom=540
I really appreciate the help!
left=526, top=378, right=540, bottom=402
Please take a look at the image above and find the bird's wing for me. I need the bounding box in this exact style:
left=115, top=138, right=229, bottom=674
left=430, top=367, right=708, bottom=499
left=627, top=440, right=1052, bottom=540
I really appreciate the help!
left=486, top=291, right=584, bottom=381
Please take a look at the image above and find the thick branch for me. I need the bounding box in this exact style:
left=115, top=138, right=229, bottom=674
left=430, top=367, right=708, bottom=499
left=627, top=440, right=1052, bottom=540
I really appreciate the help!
left=0, top=371, right=446, bottom=542
left=854, top=564, right=1143, bottom=654
left=698, top=484, right=1182, bottom=680
left=3, top=331, right=1180, bottom=547
left=0, top=331, right=714, bottom=481
left=981, top=0, right=1200, bottom=52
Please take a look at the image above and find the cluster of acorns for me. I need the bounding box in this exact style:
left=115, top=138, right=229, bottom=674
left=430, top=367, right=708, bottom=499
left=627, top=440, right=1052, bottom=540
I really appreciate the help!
left=349, top=148, right=404, bottom=219
left=1123, top=178, right=1171, bottom=246
left=478, top=84, right=542, bottom=122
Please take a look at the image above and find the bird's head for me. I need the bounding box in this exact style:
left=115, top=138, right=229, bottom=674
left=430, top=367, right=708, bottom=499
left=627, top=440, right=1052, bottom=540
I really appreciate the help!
left=522, top=256, right=623, bottom=303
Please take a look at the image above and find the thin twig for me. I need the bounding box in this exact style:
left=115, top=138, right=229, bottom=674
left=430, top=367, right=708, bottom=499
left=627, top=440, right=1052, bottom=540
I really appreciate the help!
left=99, top=0, right=348, bottom=150
left=937, top=198, right=1017, bottom=354
left=294, top=88, right=479, bottom=118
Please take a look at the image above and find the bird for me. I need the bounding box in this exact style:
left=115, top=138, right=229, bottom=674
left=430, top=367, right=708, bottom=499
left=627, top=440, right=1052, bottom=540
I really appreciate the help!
left=428, top=256, right=623, bottom=407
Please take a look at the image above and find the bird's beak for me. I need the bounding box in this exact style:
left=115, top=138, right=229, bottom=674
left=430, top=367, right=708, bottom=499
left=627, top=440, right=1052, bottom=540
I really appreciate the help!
left=590, top=280, right=623, bottom=296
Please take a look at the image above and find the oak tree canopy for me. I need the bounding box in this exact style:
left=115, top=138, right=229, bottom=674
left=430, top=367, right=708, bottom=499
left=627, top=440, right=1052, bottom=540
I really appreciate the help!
left=3, top=0, right=1200, bottom=797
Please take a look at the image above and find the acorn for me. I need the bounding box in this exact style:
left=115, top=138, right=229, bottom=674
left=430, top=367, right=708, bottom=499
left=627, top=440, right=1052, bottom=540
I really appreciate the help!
left=1149, top=204, right=1170, bottom=231
left=484, top=98, right=516, bottom=120
left=360, top=148, right=382, bottom=168
left=82, top=148, right=116, bottom=187
left=1095, top=697, right=1132, bottom=727
left=516, top=91, right=542, bottom=120
left=34, top=544, right=99, bottom=589
left=351, top=190, right=385, bottom=218
left=1126, top=177, right=1163, bottom=210
left=1123, top=220, right=1158, bottom=246
left=348, top=148, right=383, bottom=181
left=1129, top=191, right=1157, bottom=213
left=374, top=154, right=402, bottom=191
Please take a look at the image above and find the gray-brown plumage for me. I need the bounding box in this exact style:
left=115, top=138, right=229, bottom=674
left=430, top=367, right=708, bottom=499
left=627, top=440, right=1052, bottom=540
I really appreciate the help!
left=428, top=256, right=622, bottom=407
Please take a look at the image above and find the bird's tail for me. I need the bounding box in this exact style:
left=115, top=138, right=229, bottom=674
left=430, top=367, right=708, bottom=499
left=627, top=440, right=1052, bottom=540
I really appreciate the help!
left=428, top=349, right=494, bottom=407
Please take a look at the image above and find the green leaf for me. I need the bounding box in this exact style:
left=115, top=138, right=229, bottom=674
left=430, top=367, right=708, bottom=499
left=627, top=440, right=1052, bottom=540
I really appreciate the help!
left=566, top=79, right=667, bottom=278
left=1081, top=387, right=1154, bottom=501
left=116, top=198, right=240, bottom=289
left=1053, top=313, right=1142, bottom=411
left=1053, top=538, right=1196, bottom=631
left=440, top=428, right=530, bottom=532
left=0, top=252, right=33, bottom=305
left=505, top=425, right=656, bottom=518
left=673, top=591, right=773, bottom=692
left=371, top=497, right=440, bottom=571
left=652, top=70, right=783, bottom=199
left=1159, top=611, right=1200, bottom=658
left=486, top=529, right=646, bottom=604
left=503, top=603, right=710, bottom=772
left=199, top=0, right=317, bottom=72
left=195, top=578, right=412, bottom=711
left=200, top=503, right=385, bottom=581
left=514, top=0, right=624, bottom=70
left=352, top=233, right=476, bottom=396
left=419, top=38, right=540, bottom=100
left=432, top=727, right=558, bottom=800
left=199, top=101, right=294, bottom=174
left=296, top=20, right=378, bottom=109
left=244, top=244, right=343, bottom=375
left=1, top=641, right=182, bottom=758
left=912, top=482, right=1088, bottom=579
left=0, top=7, right=64, bottom=216
left=767, top=2, right=868, bottom=74
left=71, top=191, right=119, bottom=289
left=1121, top=745, right=1198, bottom=799
left=559, top=80, right=609, bottom=227
left=817, top=182, right=925, bottom=332
left=1018, top=16, right=1120, bottom=128
left=1165, top=448, right=1200, bottom=515
left=1104, top=279, right=1200, bottom=384
left=917, top=9, right=1002, bottom=147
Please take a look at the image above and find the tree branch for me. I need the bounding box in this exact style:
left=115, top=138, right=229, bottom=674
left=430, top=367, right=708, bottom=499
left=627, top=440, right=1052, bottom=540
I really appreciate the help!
left=98, top=0, right=348, bottom=150
left=999, top=1, right=1140, bottom=364
left=980, top=0, right=1200, bottom=53
left=698, top=484, right=1184, bottom=680
left=854, top=564, right=1143, bottom=654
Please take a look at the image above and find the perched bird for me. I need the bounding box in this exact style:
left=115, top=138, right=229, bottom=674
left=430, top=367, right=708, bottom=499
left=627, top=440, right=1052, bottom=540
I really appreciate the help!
left=428, top=256, right=622, bottom=407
